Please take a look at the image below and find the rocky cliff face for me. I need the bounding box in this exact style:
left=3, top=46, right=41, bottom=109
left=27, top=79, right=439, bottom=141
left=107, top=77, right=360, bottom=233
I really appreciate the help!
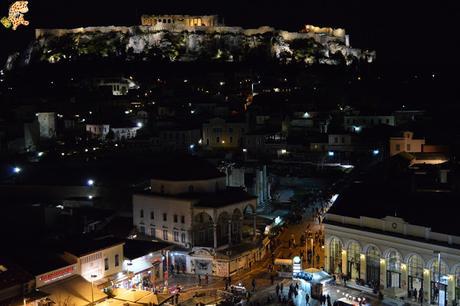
left=6, top=26, right=375, bottom=69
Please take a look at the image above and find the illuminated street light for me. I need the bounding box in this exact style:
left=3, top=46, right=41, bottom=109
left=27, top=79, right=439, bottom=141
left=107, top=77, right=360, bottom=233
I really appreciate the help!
left=13, top=167, right=21, bottom=174
left=137, top=122, right=143, bottom=128
left=328, top=151, right=335, bottom=157
left=189, top=144, right=195, bottom=149
left=373, top=149, right=380, bottom=155
left=87, top=179, right=95, bottom=186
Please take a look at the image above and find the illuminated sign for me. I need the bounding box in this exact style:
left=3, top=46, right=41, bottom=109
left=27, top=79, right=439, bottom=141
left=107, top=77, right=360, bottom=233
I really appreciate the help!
left=1, top=1, right=29, bottom=30
left=39, top=265, right=75, bottom=284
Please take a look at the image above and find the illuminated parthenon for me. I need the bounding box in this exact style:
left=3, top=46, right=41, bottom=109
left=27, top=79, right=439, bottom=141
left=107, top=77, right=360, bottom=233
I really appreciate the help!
left=141, top=14, right=220, bottom=27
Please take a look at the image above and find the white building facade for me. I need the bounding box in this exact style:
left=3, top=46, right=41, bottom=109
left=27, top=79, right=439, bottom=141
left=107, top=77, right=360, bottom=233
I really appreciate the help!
left=133, top=172, right=261, bottom=277
left=324, top=214, right=460, bottom=306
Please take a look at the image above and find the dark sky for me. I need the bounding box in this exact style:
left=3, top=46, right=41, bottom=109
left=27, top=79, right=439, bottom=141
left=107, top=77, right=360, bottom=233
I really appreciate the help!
left=0, top=0, right=459, bottom=67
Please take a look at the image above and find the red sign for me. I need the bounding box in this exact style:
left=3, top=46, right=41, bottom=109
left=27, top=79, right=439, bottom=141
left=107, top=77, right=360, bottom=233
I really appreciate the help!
left=39, top=266, right=75, bottom=283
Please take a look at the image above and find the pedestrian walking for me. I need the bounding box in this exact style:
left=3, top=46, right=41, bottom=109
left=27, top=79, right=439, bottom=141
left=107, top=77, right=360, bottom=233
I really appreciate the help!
left=252, top=278, right=256, bottom=292
left=198, top=275, right=201, bottom=286
left=305, top=293, right=310, bottom=305
left=276, top=283, right=280, bottom=296
left=205, top=273, right=209, bottom=285
left=270, top=274, right=274, bottom=285
left=280, top=282, right=284, bottom=293
left=327, top=294, right=331, bottom=306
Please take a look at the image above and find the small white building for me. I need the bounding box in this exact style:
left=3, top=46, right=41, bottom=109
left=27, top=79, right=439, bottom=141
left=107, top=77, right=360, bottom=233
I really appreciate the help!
left=202, top=117, right=247, bottom=149
left=36, top=112, right=56, bottom=139
left=95, top=78, right=139, bottom=96
left=389, top=131, right=425, bottom=156
left=61, top=237, right=124, bottom=284
left=86, top=124, right=110, bottom=140
left=344, top=114, right=395, bottom=132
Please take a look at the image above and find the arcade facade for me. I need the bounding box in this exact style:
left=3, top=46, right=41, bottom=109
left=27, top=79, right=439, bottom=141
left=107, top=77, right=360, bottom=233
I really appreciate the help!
left=324, top=215, right=460, bottom=306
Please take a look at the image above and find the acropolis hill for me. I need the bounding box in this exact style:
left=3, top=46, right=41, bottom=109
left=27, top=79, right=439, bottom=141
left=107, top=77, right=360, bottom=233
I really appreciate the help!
left=8, top=14, right=375, bottom=69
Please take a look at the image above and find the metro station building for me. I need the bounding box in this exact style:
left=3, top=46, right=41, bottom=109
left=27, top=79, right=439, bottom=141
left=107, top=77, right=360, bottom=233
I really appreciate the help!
left=324, top=195, right=460, bottom=306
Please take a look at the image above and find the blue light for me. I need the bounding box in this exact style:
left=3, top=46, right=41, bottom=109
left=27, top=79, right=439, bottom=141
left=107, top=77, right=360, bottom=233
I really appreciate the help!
left=373, top=149, right=380, bottom=155
left=328, top=151, right=335, bottom=157
left=87, top=179, right=95, bottom=186
left=13, top=167, right=21, bottom=174
left=189, top=144, right=195, bottom=149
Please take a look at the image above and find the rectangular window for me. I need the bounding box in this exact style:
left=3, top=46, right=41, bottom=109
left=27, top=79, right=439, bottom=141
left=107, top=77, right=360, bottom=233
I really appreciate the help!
left=163, top=230, right=168, bottom=240
left=216, top=137, right=220, bottom=143
left=174, top=215, right=178, bottom=223
left=140, top=209, right=144, bottom=218
left=174, top=231, right=179, bottom=242
left=341, top=137, right=345, bottom=144
left=151, top=227, right=156, bottom=238
left=163, top=213, right=167, bottom=221
left=396, top=144, right=401, bottom=151
left=407, top=144, right=411, bottom=151
left=104, top=258, right=109, bottom=271
left=150, top=211, right=154, bottom=219
left=181, top=216, right=185, bottom=224
left=115, top=254, right=119, bottom=267
left=386, top=118, right=390, bottom=124
left=139, top=225, right=145, bottom=234
left=230, top=136, right=233, bottom=143
left=334, top=137, right=338, bottom=144
left=181, top=233, right=186, bottom=243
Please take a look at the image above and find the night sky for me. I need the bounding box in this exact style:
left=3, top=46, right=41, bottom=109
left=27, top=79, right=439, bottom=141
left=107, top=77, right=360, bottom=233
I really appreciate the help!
left=0, top=0, right=459, bottom=67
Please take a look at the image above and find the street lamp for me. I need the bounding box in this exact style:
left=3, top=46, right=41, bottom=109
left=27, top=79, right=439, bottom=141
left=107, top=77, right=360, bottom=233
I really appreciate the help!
left=87, top=179, right=95, bottom=186
left=127, top=261, right=133, bottom=288
left=90, top=274, right=97, bottom=305
left=13, top=166, right=21, bottom=174
left=434, top=251, right=441, bottom=306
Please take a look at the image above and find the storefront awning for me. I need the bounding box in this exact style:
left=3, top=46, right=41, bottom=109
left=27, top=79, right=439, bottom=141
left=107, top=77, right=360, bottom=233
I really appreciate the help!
left=274, top=258, right=293, bottom=266
left=128, top=259, right=153, bottom=275
left=40, top=275, right=107, bottom=306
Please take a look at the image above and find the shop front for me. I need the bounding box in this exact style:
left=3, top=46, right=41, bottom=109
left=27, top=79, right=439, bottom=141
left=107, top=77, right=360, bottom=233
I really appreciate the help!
left=115, top=253, right=164, bottom=291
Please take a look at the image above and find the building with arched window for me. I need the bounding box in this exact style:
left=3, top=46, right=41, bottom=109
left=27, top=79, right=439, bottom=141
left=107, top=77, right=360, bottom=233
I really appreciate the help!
left=133, top=157, right=261, bottom=277
left=324, top=214, right=460, bottom=306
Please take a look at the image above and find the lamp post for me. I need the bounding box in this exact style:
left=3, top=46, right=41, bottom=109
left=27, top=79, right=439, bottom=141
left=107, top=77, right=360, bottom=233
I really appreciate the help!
left=311, top=238, right=315, bottom=268
left=90, top=274, right=97, bottom=305
left=433, top=251, right=442, bottom=306
left=127, top=261, right=133, bottom=288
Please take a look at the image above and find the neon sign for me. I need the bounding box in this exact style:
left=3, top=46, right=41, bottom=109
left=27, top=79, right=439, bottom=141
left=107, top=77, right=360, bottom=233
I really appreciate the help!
left=39, top=266, right=75, bottom=284
left=1, top=1, right=29, bottom=30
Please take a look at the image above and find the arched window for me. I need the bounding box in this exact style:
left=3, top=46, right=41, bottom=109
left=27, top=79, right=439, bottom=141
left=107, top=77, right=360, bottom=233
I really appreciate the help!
left=366, top=246, right=381, bottom=287
left=386, top=250, right=402, bottom=288
left=408, top=254, right=424, bottom=293
left=431, top=259, right=448, bottom=283
left=347, top=242, right=361, bottom=279
left=329, top=238, right=342, bottom=274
